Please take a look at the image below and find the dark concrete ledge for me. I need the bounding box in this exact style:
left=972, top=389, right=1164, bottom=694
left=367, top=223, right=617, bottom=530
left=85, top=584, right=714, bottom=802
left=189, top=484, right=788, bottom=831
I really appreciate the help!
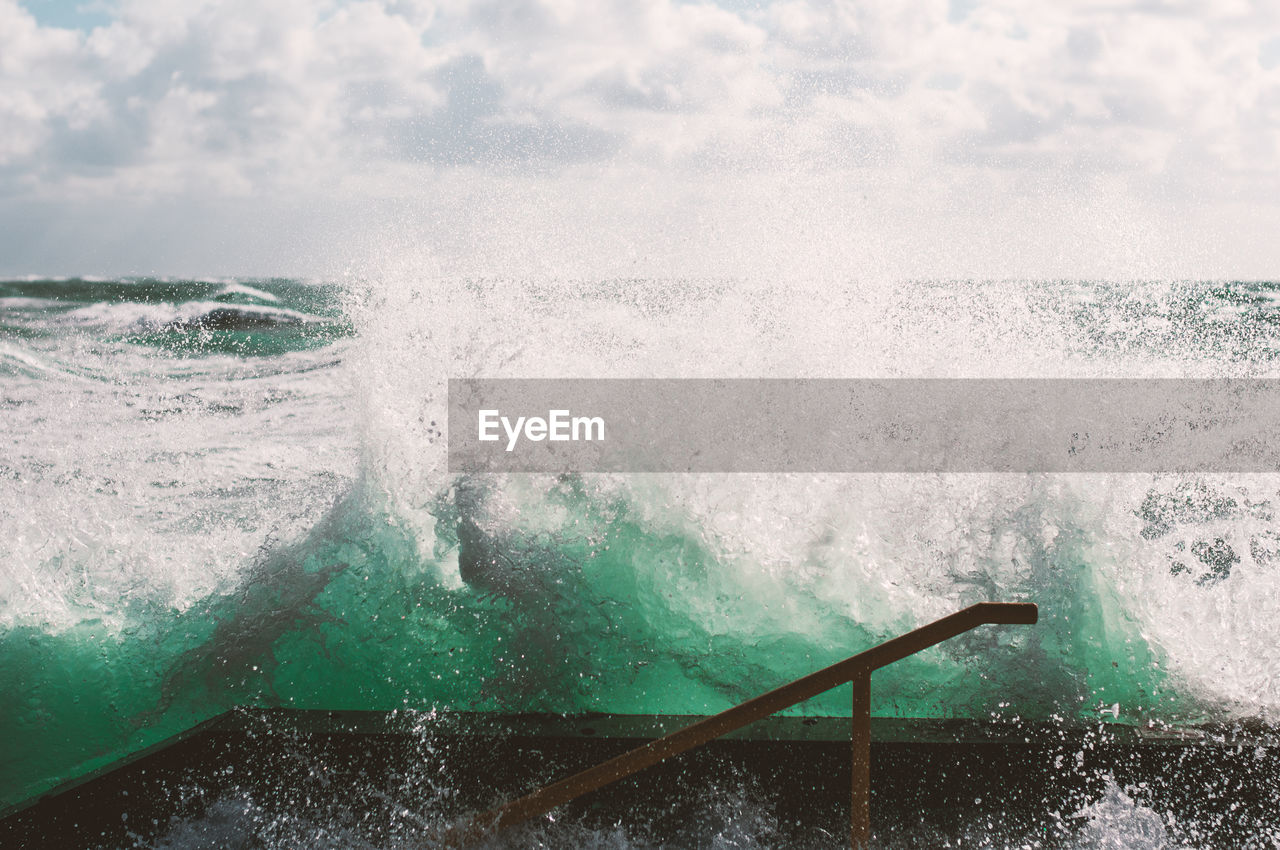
left=3, top=710, right=1278, bottom=849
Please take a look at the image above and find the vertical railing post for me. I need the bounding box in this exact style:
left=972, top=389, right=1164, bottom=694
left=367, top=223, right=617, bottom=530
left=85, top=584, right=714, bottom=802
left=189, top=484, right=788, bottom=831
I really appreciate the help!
left=850, top=671, right=871, bottom=849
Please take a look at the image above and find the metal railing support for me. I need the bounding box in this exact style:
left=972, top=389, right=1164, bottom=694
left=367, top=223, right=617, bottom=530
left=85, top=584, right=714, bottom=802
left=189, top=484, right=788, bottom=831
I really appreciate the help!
left=437, top=601, right=1037, bottom=848
left=851, top=672, right=871, bottom=848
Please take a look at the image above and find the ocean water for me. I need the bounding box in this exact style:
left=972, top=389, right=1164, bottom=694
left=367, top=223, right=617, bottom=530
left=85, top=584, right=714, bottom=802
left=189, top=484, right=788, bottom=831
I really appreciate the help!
left=3, top=276, right=1280, bottom=846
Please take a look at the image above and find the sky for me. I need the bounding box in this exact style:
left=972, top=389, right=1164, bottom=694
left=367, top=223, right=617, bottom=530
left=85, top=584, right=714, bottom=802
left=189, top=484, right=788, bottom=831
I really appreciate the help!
left=3, top=0, right=1280, bottom=279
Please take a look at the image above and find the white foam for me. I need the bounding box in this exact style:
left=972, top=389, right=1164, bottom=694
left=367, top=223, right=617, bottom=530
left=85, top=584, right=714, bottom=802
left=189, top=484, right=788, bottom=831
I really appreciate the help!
left=1072, top=778, right=1174, bottom=849
left=348, top=275, right=1280, bottom=716
left=215, top=283, right=281, bottom=303
left=0, top=337, right=358, bottom=632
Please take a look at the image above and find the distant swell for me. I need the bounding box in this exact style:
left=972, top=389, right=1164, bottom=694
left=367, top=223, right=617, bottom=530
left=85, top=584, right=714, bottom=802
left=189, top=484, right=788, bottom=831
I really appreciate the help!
left=63, top=300, right=320, bottom=332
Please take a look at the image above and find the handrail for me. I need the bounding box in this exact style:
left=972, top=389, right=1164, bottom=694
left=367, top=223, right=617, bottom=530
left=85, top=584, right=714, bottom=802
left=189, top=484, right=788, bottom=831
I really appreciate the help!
left=437, top=601, right=1037, bottom=849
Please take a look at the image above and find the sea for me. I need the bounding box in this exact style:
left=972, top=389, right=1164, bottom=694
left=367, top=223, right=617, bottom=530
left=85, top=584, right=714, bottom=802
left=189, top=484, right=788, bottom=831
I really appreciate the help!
left=2, top=276, right=1279, bottom=847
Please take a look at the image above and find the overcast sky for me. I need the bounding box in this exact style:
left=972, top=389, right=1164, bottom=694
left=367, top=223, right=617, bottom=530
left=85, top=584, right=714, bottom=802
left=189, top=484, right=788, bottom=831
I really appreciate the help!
left=3, top=0, right=1280, bottom=279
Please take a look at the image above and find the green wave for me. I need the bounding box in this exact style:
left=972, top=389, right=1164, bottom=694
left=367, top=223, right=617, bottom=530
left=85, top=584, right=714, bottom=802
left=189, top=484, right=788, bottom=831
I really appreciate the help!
left=0, top=477, right=1190, bottom=812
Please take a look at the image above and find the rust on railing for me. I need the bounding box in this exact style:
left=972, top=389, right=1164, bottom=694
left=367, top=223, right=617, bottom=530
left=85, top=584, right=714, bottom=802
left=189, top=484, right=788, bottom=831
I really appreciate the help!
left=437, top=601, right=1038, bottom=849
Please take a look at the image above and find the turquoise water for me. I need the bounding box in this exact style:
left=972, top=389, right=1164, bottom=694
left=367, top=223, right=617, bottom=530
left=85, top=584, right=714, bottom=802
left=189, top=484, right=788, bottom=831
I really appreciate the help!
left=2, top=277, right=1279, bottom=814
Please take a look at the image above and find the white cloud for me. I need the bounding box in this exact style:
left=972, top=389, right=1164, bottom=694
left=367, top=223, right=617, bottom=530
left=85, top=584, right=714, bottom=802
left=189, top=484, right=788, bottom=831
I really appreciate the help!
left=2, top=0, right=1280, bottom=277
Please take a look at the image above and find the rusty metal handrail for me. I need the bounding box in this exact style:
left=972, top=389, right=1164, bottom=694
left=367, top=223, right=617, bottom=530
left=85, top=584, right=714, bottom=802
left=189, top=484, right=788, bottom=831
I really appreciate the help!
left=438, top=601, right=1037, bottom=848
